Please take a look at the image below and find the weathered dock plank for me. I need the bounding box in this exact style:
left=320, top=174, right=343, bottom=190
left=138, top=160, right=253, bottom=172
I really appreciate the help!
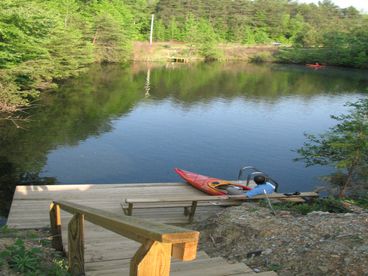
left=7, top=183, right=209, bottom=227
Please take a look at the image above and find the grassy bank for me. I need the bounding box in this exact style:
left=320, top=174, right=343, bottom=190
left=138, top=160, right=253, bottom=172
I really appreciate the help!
left=133, top=41, right=278, bottom=62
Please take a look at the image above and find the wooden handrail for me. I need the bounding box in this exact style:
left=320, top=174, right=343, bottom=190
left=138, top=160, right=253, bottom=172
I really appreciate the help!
left=50, top=200, right=199, bottom=276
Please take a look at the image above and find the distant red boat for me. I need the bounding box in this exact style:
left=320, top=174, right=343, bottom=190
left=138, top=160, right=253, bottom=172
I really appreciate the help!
left=306, top=63, right=326, bottom=69
left=175, top=168, right=252, bottom=195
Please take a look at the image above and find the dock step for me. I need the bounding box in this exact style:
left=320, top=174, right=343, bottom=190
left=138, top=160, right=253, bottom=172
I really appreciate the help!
left=85, top=251, right=210, bottom=271
left=86, top=254, right=277, bottom=276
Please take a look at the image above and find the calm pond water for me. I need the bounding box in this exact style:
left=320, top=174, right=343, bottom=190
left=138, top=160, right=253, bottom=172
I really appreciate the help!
left=0, top=62, right=367, bottom=217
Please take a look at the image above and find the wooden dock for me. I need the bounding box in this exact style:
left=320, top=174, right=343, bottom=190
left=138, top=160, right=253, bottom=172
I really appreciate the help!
left=7, top=182, right=277, bottom=275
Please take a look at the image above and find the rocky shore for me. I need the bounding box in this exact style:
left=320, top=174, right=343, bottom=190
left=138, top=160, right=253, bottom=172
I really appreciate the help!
left=194, top=203, right=368, bottom=275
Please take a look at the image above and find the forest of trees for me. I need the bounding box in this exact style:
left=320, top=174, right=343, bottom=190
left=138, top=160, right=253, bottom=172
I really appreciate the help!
left=0, top=0, right=367, bottom=112
left=153, top=0, right=365, bottom=44
left=0, top=0, right=138, bottom=112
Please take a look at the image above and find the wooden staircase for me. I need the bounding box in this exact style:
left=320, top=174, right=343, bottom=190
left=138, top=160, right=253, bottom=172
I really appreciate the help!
left=50, top=200, right=276, bottom=276
left=86, top=251, right=277, bottom=276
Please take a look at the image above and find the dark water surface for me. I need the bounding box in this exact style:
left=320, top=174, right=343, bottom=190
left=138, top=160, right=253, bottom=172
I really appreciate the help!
left=1, top=62, right=367, bottom=216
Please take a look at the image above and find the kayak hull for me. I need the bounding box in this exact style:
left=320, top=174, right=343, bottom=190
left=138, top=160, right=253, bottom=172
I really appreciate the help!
left=175, top=168, right=252, bottom=195
left=306, top=64, right=326, bottom=69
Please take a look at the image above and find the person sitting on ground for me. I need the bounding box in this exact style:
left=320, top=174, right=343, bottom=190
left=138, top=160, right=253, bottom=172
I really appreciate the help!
left=245, top=174, right=275, bottom=197
left=226, top=174, right=275, bottom=197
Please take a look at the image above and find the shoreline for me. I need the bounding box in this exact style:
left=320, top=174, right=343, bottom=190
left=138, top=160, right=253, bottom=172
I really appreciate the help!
left=1, top=199, right=366, bottom=275
left=132, top=41, right=279, bottom=62
left=2, top=41, right=367, bottom=114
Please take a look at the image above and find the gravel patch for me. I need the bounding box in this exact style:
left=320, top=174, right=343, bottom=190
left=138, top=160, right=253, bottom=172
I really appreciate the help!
left=194, top=203, right=368, bottom=275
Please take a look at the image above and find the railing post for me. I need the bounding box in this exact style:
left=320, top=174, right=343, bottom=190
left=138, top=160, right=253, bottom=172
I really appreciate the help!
left=130, top=240, right=172, bottom=276
left=172, top=241, right=198, bottom=261
left=49, top=202, right=63, bottom=252
left=68, top=213, right=85, bottom=276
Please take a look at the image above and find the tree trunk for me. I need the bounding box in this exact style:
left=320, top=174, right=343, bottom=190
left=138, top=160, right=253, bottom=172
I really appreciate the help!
left=93, top=31, right=98, bottom=45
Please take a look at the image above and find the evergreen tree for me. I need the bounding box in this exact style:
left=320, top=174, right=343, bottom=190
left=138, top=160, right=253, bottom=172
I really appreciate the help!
left=82, top=0, right=134, bottom=63
left=196, top=19, right=221, bottom=60
left=167, top=17, right=181, bottom=41
left=242, top=27, right=256, bottom=45
left=183, top=14, right=199, bottom=47
left=154, top=19, right=166, bottom=41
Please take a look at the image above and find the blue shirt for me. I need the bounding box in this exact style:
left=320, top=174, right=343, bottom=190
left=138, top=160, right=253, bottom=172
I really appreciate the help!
left=245, top=182, right=275, bottom=198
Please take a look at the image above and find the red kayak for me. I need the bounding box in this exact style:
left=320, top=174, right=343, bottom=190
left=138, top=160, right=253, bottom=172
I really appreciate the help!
left=175, top=168, right=252, bottom=195
left=306, top=63, right=326, bottom=69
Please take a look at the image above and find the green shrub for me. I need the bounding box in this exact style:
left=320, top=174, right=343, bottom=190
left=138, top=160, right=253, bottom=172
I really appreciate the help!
left=0, top=237, right=70, bottom=275
left=344, top=193, right=368, bottom=209
left=266, top=197, right=350, bottom=215
left=0, top=239, right=42, bottom=273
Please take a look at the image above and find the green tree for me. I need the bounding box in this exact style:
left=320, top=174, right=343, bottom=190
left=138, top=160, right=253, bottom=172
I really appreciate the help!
left=196, top=19, right=221, bottom=60
left=0, top=0, right=138, bottom=112
left=123, top=0, right=155, bottom=40
left=288, top=14, right=305, bottom=44
left=167, top=17, right=181, bottom=41
left=183, top=14, right=198, bottom=47
left=295, top=99, right=368, bottom=197
left=154, top=19, right=166, bottom=41
left=88, top=0, right=134, bottom=63
left=0, top=1, right=52, bottom=68
left=0, top=72, right=26, bottom=112
left=254, top=28, right=270, bottom=44
left=53, top=0, right=79, bottom=28
left=242, top=27, right=256, bottom=45
left=293, top=23, right=318, bottom=47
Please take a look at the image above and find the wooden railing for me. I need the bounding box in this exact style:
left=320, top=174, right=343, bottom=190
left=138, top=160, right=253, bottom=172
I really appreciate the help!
left=49, top=201, right=199, bottom=276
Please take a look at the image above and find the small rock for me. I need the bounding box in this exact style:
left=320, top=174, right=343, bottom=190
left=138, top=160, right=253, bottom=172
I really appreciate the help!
left=308, top=211, right=330, bottom=216
left=318, top=266, right=329, bottom=273
left=358, top=245, right=368, bottom=252
left=344, top=213, right=354, bottom=216
left=246, top=250, right=263, bottom=258
left=344, top=257, right=351, bottom=264
left=279, top=211, right=291, bottom=216
left=263, top=248, right=272, bottom=255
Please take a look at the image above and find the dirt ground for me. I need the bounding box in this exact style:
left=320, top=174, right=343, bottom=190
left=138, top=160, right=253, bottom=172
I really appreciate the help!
left=193, top=203, right=368, bottom=275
